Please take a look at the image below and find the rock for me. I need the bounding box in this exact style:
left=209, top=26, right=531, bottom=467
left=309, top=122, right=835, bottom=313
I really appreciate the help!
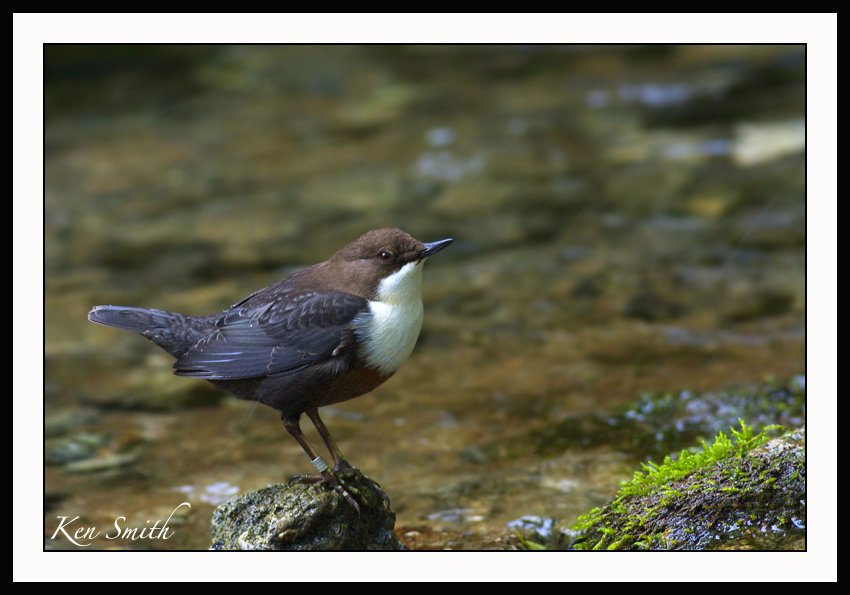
left=210, top=478, right=405, bottom=551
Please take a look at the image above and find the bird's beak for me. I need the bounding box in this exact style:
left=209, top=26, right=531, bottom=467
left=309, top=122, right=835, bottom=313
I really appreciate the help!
left=420, top=238, right=453, bottom=259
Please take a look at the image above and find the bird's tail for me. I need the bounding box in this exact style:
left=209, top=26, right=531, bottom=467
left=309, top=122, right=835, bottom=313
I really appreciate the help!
left=88, top=305, right=177, bottom=333
left=88, top=306, right=211, bottom=358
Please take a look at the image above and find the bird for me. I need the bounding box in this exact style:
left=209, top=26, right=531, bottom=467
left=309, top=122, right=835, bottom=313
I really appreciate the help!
left=88, top=228, right=452, bottom=511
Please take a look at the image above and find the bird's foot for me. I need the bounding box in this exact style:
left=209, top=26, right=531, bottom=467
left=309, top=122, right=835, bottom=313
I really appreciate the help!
left=334, top=463, right=391, bottom=509
left=289, top=463, right=390, bottom=513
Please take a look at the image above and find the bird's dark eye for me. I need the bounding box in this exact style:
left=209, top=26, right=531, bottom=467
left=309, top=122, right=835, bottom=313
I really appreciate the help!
left=378, top=251, right=392, bottom=263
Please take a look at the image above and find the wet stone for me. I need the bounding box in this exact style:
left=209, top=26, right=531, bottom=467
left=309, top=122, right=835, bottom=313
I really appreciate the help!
left=571, top=426, right=806, bottom=551
left=44, top=408, right=101, bottom=438
left=210, top=479, right=405, bottom=551
left=44, top=430, right=112, bottom=465
left=63, top=452, right=140, bottom=473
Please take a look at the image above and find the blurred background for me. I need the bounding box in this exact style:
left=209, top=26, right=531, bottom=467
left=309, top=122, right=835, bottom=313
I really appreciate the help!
left=44, top=45, right=805, bottom=549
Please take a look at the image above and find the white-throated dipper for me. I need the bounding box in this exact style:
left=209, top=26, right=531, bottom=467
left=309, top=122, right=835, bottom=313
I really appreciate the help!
left=88, top=228, right=452, bottom=510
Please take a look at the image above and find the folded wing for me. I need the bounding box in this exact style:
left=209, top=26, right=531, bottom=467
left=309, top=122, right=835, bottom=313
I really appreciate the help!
left=174, top=291, right=367, bottom=380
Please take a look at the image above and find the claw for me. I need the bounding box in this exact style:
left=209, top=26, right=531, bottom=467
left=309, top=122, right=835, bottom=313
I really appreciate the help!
left=348, top=471, right=390, bottom=508
left=290, top=470, right=361, bottom=513
left=289, top=466, right=389, bottom=513
left=335, top=465, right=391, bottom=509
left=281, top=410, right=390, bottom=513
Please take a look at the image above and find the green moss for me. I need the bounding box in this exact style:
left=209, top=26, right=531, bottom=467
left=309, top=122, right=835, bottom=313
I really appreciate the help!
left=612, top=421, right=783, bottom=501
left=570, top=422, right=804, bottom=550
left=515, top=530, right=547, bottom=550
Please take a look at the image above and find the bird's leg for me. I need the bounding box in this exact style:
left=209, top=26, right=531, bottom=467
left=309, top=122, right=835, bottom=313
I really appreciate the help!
left=305, top=408, right=390, bottom=508
left=305, top=408, right=351, bottom=471
left=281, top=413, right=361, bottom=512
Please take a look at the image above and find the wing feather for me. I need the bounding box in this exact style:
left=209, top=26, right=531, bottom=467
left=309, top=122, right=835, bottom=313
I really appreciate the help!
left=174, top=291, right=367, bottom=380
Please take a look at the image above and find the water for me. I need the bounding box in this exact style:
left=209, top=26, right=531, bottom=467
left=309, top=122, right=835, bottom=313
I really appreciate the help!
left=43, top=45, right=805, bottom=550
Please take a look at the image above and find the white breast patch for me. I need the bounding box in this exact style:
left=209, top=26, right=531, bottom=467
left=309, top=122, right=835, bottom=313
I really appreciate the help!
left=354, top=261, right=425, bottom=376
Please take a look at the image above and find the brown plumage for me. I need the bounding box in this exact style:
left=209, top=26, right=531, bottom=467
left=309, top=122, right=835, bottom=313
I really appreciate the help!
left=88, top=228, right=452, bottom=511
